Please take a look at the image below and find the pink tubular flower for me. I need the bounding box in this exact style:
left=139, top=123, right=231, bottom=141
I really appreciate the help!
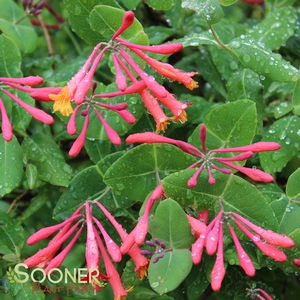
left=94, top=201, right=149, bottom=279
left=2, top=89, right=54, bottom=124
left=293, top=258, right=300, bottom=268
left=206, top=211, right=223, bottom=256
left=95, top=228, right=128, bottom=300
left=230, top=212, right=294, bottom=248
left=126, top=124, right=280, bottom=185
left=68, top=111, right=90, bottom=156
left=0, top=98, right=13, bottom=141
left=186, top=214, right=207, bottom=238
left=227, top=223, right=255, bottom=276
left=128, top=47, right=198, bottom=90
left=0, top=76, right=44, bottom=86
left=232, top=219, right=287, bottom=262
left=111, top=10, right=135, bottom=41
left=210, top=223, right=225, bottom=292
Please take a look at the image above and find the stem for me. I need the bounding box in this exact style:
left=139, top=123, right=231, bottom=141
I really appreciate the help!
left=210, top=25, right=236, bottom=57
left=62, top=24, right=82, bottom=55
left=7, top=190, right=29, bottom=215
left=37, top=14, right=53, bottom=57
left=15, top=14, right=28, bottom=25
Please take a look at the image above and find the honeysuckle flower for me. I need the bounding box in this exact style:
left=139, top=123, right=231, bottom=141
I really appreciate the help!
left=126, top=125, right=280, bottom=185
left=293, top=258, right=300, bottom=268
left=227, top=223, right=255, bottom=277
left=0, top=76, right=44, bottom=86
left=206, top=211, right=223, bottom=256
left=24, top=220, right=82, bottom=268
left=94, top=201, right=149, bottom=280
left=95, top=227, right=128, bottom=300
left=49, top=86, right=73, bottom=116
left=0, top=98, right=12, bottom=141
left=210, top=221, right=225, bottom=292
left=186, top=214, right=207, bottom=238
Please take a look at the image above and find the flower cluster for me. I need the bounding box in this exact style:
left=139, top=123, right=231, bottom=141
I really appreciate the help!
left=0, top=76, right=57, bottom=141
left=43, top=11, right=197, bottom=156
left=126, top=124, right=280, bottom=185
left=141, top=238, right=173, bottom=263
left=191, top=203, right=294, bottom=292
left=24, top=200, right=150, bottom=299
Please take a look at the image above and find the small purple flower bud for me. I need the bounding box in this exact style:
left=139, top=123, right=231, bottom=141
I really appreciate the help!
left=140, top=250, right=155, bottom=256
left=92, top=82, right=98, bottom=95
left=81, top=110, right=88, bottom=116
left=152, top=253, right=164, bottom=263
left=160, top=242, right=166, bottom=249
left=145, top=240, right=156, bottom=248
left=154, top=238, right=160, bottom=245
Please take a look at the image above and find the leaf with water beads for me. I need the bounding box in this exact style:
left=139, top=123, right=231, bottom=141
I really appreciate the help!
left=247, top=7, right=297, bottom=50
left=228, top=36, right=300, bottom=83
left=259, top=116, right=300, bottom=174
left=286, top=168, right=300, bottom=202
left=181, top=0, right=224, bottom=25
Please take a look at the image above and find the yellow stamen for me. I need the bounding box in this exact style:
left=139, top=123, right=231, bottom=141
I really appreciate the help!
left=49, top=86, right=73, bottom=116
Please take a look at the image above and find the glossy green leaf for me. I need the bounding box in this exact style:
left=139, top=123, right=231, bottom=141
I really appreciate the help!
left=145, top=26, right=176, bottom=45
left=265, top=0, right=296, bottom=8
left=227, top=69, right=264, bottom=134
left=22, top=133, right=71, bottom=187
left=165, top=0, right=184, bottom=30
left=189, top=100, right=257, bottom=152
left=148, top=249, right=193, bottom=294
left=84, top=139, right=112, bottom=164
left=151, top=199, right=194, bottom=248
left=0, top=0, right=37, bottom=53
left=247, top=7, right=297, bottom=50
left=63, top=0, right=121, bottom=45
left=162, top=171, right=279, bottom=230
left=259, top=116, right=300, bottom=173
left=228, top=36, right=299, bottom=82
left=182, top=0, right=224, bottom=25
left=89, top=5, right=149, bottom=44
left=25, top=164, right=38, bottom=190
left=196, top=48, right=227, bottom=98
left=219, top=0, right=237, bottom=5
left=53, top=152, right=134, bottom=221
left=286, top=168, right=300, bottom=202
left=0, top=135, right=23, bottom=197
left=146, top=0, right=174, bottom=10
left=178, top=32, right=218, bottom=47
left=19, top=186, right=49, bottom=222
left=292, top=82, right=300, bottom=115
left=122, top=0, right=141, bottom=10
left=0, top=210, right=24, bottom=254
left=104, top=144, right=197, bottom=201
left=0, top=34, right=22, bottom=77
left=6, top=279, right=45, bottom=300
left=274, top=101, right=293, bottom=119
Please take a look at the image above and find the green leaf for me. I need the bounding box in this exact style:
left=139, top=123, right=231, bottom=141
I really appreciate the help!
left=274, top=101, right=293, bottom=119
left=63, top=0, right=122, bottom=45
left=53, top=151, right=135, bottom=221
left=0, top=135, right=23, bottom=197
left=25, top=164, right=38, bottom=190
left=265, top=0, right=296, bottom=8
left=89, top=5, right=149, bottom=44
left=165, top=0, right=184, bottom=30
left=148, top=249, right=193, bottom=294
left=178, top=32, right=219, bottom=47
left=6, top=279, right=45, bottom=300
left=247, top=7, right=297, bottom=50
left=19, top=186, right=49, bottom=222
left=292, top=82, right=300, bottom=115
left=182, top=0, right=224, bottom=25
left=286, top=168, right=300, bottom=202
left=0, top=0, right=37, bottom=53
left=122, top=0, right=142, bottom=10
left=145, top=26, right=176, bottom=45
left=84, top=139, right=112, bottom=164
left=196, top=48, right=228, bottom=98
left=146, top=0, right=174, bottom=10
left=227, top=69, right=264, bottom=134
left=228, top=36, right=299, bottom=82
left=22, top=133, right=71, bottom=187
left=151, top=199, right=194, bottom=248
left=0, top=210, right=24, bottom=254
left=219, top=0, right=237, bottom=5
left=189, top=100, right=257, bottom=152
left=0, top=34, right=22, bottom=77
left=104, top=144, right=197, bottom=201
left=162, top=172, right=279, bottom=230
left=259, top=116, right=300, bottom=173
